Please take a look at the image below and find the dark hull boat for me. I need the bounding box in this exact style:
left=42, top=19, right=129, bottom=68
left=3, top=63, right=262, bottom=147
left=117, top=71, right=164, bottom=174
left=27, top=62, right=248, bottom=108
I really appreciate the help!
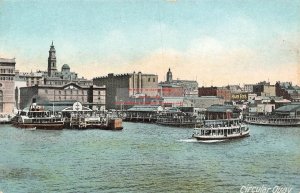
left=13, top=101, right=64, bottom=130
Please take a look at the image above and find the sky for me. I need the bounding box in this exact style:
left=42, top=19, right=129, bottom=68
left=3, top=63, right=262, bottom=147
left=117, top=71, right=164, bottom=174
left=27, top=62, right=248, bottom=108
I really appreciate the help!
left=0, top=0, right=299, bottom=86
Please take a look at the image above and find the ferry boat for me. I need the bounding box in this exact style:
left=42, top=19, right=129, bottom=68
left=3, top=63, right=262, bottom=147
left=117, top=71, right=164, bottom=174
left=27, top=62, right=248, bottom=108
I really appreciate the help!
left=192, top=118, right=250, bottom=140
left=156, top=109, right=202, bottom=127
left=13, top=102, right=64, bottom=130
left=192, top=104, right=250, bottom=140
left=245, top=103, right=300, bottom=126
left=245, top=116, right=300, bottom=126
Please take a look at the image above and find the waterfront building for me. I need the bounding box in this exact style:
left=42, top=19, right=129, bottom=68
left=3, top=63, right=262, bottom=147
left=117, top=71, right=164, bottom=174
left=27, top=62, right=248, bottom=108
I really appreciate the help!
left=275, top=103, right=300, bottom=117
left=205, top=104, right=241, bottom=120
left=124, top=105, right=163, bottom=122
left=0, top=58, right=15, bottom=114
left=93, top=72, right=159, bottom=109
left=19, top=83, right=106, bottom=110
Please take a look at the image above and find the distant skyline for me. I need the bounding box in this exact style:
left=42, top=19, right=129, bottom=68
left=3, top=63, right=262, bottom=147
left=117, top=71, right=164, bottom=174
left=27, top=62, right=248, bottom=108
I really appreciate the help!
left=0, top=0, right=299, bottom=86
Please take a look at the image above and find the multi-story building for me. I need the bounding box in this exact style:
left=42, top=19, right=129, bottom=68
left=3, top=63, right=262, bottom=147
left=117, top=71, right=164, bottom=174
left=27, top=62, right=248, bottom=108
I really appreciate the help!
left=216, top=88, right=232, bottom=102
left=275, top=81, right=300, bottom=101
left=19, top=83, right=105, bottom=110
left=93, top=72, right=159, bottom=109
left=160, top=68, right=198, bottom=96
left=15, top=70, right=45, bottom=86
left=0, top=58, right=15, bottom=114
left=198, top=86, right=231, bottom=102
left=198, top=86, right=218, bottom=97
left=243, top=84, right=254, bottom=92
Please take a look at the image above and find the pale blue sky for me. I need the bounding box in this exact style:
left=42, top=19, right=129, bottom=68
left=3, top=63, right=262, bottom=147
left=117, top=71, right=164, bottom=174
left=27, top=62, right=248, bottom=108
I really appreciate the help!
left=0, top=0, right=299, bottom=85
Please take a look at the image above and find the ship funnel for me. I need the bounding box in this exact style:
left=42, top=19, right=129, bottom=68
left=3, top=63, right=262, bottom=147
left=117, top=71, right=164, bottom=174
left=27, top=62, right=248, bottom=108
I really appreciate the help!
left=32, top=98, right=37, bottom=107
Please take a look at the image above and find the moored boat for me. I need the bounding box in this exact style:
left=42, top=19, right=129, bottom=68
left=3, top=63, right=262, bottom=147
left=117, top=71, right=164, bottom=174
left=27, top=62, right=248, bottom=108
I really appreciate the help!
left=13, top=102, right=64, bottom=130
left=245, top=116, right=300, bottom=126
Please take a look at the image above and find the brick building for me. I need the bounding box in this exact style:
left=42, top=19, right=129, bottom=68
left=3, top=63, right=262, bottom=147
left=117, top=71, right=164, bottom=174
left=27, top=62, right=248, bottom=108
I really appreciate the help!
left=93, top=72, right=159, bottom=109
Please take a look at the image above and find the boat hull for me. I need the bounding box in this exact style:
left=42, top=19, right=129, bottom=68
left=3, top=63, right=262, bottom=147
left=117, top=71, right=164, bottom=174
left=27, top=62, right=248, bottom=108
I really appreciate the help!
left=245, top=120, right=300, bottom=127
left=193, top=133, right=250, bottom=140
left=13, top=123, right=64, bottom=130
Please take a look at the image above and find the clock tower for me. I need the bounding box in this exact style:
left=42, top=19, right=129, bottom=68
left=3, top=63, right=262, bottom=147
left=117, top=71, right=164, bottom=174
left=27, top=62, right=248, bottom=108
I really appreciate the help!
left=48, top=41, right=57, bottom=76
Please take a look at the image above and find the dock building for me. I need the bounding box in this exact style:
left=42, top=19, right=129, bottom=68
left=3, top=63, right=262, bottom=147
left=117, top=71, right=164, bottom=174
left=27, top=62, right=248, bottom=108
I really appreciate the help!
left=20, top=83, right=105, bottom=110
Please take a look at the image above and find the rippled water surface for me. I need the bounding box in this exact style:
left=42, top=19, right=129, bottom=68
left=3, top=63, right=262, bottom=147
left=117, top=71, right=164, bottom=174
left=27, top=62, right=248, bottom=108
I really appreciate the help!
left=0, top=123, right=299, bottom=193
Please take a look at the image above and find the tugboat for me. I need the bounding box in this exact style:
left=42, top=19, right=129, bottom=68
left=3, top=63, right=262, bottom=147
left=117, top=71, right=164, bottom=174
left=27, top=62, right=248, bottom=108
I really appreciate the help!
left=192, top=105, right=250, bottom=141
left=13, top=99, right=64, bottom=130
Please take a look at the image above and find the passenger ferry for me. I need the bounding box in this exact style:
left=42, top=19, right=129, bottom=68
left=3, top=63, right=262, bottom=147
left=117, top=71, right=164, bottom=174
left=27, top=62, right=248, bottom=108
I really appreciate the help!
left=13, top=102, right=64, bottom=130
left=192, top=104, right=250, bottom=141
left=245, top=116, right=300, bottom=126
left=156, top=108, right=202, bottom=128
left=192, top=118, right=250, bottom=140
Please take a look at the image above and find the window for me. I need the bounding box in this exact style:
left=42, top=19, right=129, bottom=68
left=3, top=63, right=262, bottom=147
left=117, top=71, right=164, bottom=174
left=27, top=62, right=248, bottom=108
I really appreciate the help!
left=153, top=78, right=155, bottom=82
left=148, top=78, right=150, bottom=82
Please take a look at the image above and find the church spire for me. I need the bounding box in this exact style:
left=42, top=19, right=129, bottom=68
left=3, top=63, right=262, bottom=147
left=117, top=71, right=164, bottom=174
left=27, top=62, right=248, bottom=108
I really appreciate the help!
left=48, top=41, right=57, bottom=76
left=166, top=68, right=172, bottom=82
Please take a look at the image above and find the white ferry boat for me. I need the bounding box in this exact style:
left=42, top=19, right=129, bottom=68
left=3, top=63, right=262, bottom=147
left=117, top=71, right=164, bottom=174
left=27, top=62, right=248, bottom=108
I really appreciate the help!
left=192, top=118, right=250, bottom=140
left=192, top=105, right=250, bottom=141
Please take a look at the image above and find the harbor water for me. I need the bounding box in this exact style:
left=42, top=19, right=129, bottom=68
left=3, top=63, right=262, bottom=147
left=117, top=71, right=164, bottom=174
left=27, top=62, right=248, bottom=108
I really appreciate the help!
left=0, top=123, right=299, bottom=193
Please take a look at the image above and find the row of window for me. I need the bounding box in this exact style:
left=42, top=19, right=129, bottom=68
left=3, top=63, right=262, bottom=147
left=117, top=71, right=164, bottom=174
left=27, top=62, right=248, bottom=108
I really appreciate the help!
left=0, top=76, right=14, bottom=81
left=0, top=69, right=14, bottom=74
left=44, top=90, right=88, bottom=95
left=57, top=96, right=87, bottom=101
left=44, top=90, right=105, bottom=95
left=148, top=78, right=156, bottom=82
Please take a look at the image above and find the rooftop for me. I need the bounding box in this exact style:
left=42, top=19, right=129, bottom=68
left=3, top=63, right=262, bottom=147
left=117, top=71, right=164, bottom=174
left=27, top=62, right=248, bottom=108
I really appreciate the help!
left=206, top=105, right=240, bottom=113
left=0, top=58, right=15, bottom=63
left=275, top=104, right=300, bottom=112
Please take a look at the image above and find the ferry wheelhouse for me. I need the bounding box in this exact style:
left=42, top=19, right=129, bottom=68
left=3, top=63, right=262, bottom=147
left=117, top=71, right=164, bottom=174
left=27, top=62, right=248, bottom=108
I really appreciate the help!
left=192, top=105, right=250, bottom=140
